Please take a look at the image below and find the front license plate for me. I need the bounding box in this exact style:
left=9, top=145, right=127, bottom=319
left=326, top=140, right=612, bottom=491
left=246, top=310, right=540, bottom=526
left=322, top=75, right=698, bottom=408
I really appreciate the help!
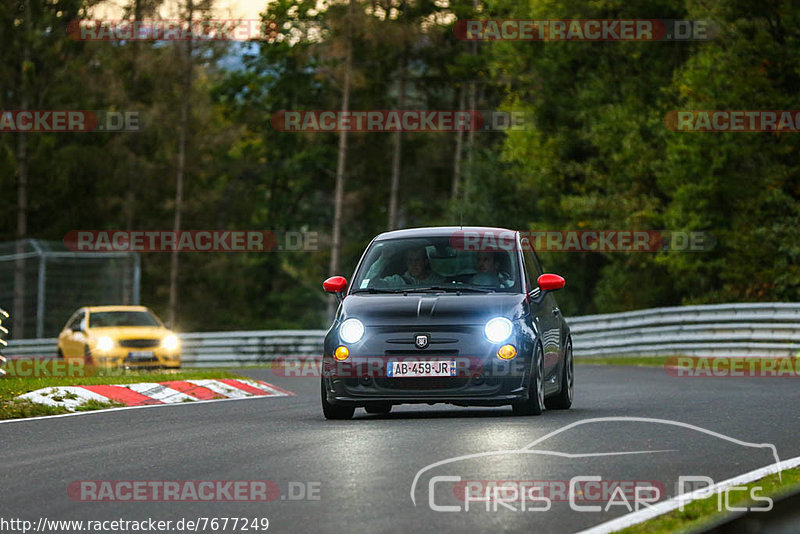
left=127, top=351, right=155, bottom=360
left=387, top=360, right=457, bottom=378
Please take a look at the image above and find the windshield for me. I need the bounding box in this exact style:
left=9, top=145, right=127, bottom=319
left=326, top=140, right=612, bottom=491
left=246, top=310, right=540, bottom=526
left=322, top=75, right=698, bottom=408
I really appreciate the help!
left=351, top=236, right=521, bottom=293
left=89, top=311, right=161, bottom=328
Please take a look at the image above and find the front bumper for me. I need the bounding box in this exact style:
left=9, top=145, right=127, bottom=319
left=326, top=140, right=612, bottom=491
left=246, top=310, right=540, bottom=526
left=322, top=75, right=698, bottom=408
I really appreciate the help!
left=322, top=353, right=532, bottom=407
left=324, top=377, right=529, bottom=407
left=90, top=347, right=181, bottom=368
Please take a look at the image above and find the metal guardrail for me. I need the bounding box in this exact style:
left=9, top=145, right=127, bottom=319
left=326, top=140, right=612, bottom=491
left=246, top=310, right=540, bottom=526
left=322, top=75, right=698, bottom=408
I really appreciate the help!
left=569, top=302, right=800, bottom=357
left=179, top=330, right=327, bottom=367
left=2, top=303, right=799, bottom=367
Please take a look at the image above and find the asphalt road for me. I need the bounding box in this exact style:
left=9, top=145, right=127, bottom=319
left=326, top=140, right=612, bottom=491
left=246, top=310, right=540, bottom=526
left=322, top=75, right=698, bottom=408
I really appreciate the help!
left=2, top=364, right=800, bottom=534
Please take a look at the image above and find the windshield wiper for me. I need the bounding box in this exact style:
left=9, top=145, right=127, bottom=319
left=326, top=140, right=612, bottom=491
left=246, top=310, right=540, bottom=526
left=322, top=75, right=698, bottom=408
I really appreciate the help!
left=410, top=286, right=494, bottom=294
left=351, top=288, right=408, bottom=294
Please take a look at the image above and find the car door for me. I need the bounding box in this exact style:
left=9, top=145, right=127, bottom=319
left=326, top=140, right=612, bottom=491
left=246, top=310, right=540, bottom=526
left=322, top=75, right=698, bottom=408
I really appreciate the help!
left=519, top=237, right=561, bottom=382
left=58, top=311, right=78, bottom=358
left=61, top=310, right=86, bottom=361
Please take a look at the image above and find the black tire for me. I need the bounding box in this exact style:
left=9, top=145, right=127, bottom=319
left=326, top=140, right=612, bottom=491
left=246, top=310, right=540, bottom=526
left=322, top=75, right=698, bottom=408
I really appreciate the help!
left=321, top=378, right=355, bottom=420
left=512, top=343, right=546, bottom=416
left=364, top=403, right=392, bottom=414
left=546, top=338, right=573, bottom=410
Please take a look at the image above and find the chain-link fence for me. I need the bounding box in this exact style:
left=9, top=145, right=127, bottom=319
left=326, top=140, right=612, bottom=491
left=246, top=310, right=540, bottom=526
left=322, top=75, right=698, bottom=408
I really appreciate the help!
left=0, top=240, right=140, bottom=339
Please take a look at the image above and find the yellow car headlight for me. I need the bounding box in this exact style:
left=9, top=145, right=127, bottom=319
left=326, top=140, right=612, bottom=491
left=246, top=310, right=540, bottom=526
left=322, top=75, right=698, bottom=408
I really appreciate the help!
left=162, top=334, right=179, bottom=351
left=97, top=336, right=114, bottom=352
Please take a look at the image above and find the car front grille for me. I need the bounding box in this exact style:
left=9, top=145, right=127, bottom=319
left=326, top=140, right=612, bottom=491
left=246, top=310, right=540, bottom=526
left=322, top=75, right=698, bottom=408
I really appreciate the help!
left=376, top=377, right=469, bottom=390
left=118, top=338, right=160, bottom=348
left=124, top=353, right=159, bottom=363
left=384, top=349, right=459, bottom=357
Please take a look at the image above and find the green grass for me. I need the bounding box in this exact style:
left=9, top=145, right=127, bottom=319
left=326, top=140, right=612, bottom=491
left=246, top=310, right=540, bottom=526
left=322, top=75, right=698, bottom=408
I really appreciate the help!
left=74, top=399, right=126, bottom=412
left=577, top=356, right=672, bottom=367
left=0, top=367, right=243, bottom=420
left=617, top=467, right=800, bottom=534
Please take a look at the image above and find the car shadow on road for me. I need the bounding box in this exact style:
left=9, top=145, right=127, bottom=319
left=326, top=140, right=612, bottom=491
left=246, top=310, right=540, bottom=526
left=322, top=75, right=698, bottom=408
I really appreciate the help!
left=354, top=406, right=600, bottom=420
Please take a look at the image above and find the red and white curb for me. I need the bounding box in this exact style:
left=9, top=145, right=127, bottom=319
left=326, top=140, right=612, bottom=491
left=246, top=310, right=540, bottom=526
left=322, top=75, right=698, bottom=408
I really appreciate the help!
left=16, top=378, right=294, bottom=410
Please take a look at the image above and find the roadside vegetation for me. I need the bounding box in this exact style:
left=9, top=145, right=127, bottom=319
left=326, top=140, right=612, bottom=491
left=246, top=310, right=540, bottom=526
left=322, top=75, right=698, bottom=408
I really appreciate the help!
left=3, top=0, right=798, bottom=335
left=577, top=357, right=673, bottom=367
left=618, top=467, right=800, bottom=533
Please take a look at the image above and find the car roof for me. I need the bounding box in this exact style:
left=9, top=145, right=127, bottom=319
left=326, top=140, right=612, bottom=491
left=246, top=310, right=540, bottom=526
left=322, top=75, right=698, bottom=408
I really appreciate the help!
left=374, top=226, right=518, bottom=241
left=85, top=305, right=152, bottom=313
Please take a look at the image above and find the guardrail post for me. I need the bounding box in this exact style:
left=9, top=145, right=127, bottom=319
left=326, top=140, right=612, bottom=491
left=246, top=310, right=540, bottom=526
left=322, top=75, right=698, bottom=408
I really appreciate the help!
left=0, top=308, right=9, bottom=378
left=36, top=255, right=46, bottom=339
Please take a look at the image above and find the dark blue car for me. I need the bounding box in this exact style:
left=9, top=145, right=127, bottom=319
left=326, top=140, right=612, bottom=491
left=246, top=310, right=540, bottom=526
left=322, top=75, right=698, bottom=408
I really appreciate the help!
left=320, top=226, right=573, bottom=419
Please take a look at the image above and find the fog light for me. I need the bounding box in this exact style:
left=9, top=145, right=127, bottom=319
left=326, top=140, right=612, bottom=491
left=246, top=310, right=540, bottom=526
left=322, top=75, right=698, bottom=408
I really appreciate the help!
left=497, top=344, right=517, bottom=360
left=334, top=346, right=350, bottom=361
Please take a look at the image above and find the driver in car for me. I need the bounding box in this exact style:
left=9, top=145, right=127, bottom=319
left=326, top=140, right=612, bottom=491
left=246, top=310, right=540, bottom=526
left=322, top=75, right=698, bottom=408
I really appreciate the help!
left=377, top=246, right=446, bottom=287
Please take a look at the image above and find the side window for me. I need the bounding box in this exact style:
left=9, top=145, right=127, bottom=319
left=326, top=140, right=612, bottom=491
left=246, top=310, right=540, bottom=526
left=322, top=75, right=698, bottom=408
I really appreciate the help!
left=69, top=311, right=84, bottom=331
left=520, top=237, right=543, bottom=287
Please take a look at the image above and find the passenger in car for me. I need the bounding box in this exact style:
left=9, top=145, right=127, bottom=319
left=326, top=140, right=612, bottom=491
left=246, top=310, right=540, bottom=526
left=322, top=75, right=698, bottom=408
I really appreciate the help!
left=471, top=251, right=513, bottom=288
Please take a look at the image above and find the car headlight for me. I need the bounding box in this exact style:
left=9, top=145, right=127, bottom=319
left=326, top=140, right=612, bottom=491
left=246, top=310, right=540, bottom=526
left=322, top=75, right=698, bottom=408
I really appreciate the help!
left=339, top=318, right=365, bottom=344
left=484, top=317, right=513, bottom=343
left=97, top=336, right=114, bottom=352
left=162, top=334, right=179, bottom=351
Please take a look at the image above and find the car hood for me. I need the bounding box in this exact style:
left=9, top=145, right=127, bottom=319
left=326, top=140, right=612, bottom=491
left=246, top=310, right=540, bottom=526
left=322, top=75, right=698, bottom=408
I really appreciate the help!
left=87, top=326, right=172, bottom=339
left=340, top=293, right=528, bottom=326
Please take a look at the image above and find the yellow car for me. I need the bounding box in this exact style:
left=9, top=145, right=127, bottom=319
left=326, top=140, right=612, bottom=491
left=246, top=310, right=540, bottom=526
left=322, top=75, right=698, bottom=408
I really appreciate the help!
left=57, top=306, right=180, bottom=368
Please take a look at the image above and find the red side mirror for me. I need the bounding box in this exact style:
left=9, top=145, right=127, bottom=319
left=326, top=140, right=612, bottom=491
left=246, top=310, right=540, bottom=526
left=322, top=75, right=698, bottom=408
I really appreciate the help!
left=323, top=276, right=348, bottom=293
left=537, top=273, right=565, bottom=291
